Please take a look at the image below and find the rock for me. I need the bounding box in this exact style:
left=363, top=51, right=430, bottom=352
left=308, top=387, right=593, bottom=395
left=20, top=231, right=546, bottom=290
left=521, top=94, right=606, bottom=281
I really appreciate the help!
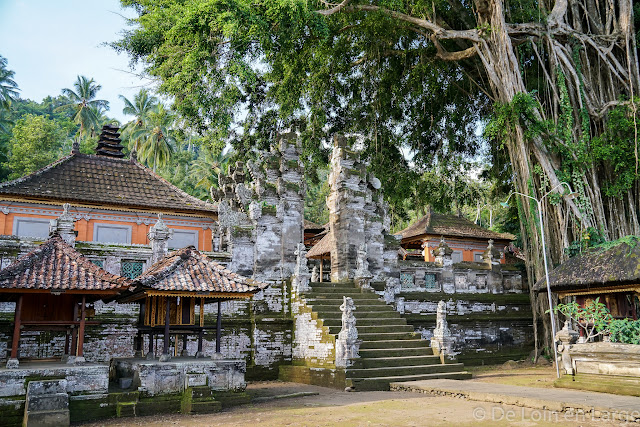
left=535, top=357, right=552, bottom=366
left=344, top=386, right=355, bottom=392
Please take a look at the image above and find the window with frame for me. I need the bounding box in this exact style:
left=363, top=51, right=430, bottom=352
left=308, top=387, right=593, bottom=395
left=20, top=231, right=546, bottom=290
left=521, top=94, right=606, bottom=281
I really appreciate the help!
left=121, top=260, right=144, bottom=279
left=474, top=253, right=484, bottom=262
left=400, top=272, right=415, bottom=289
left=168, top=229, right=199, bottom=249
left=13, top=217, right=51, bottom=239
left=424, top=273, right=437, bottom=290
left=452, top=251, right=463, bottom=263
left=94, top=224, right=131, bottom=244
left=475, top=274, right=487, bottom=289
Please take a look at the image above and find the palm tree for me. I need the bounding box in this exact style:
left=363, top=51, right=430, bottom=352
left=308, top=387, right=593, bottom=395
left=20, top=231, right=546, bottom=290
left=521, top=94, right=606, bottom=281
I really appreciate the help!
left=189, top=147, right=234, bottom=190
left=119, top=89, right=158, bottom=152
left=0, top=56, right=19, bottom=111
left=135, top=105, right=175, bottom=171
left=56, top=76, right=108, bottom=140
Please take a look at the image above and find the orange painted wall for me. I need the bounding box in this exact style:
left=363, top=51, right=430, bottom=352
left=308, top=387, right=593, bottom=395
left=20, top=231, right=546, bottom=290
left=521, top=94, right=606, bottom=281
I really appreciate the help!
left=1, top=210, right=212, bottom=251
left=420, top=238, right=506, bottom=264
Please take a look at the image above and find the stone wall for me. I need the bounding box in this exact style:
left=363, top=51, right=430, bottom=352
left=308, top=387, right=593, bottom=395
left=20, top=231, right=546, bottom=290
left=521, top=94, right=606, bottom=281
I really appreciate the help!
left=372, top=253, right=533, bottom=365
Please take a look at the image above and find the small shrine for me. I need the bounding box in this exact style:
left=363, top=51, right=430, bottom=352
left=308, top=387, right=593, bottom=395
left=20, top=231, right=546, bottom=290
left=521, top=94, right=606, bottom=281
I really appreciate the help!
left=115, top=245, right=267, bottom=361
left=0, top=233, right=132, bottom=368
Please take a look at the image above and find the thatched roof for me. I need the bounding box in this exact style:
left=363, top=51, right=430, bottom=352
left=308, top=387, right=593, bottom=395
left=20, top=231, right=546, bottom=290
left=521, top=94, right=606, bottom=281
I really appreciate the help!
left=534, top=239, right=640, bottom=293
left=306, top=232, right=333, bottom=259
left=397, top=209, right=514, bottom=242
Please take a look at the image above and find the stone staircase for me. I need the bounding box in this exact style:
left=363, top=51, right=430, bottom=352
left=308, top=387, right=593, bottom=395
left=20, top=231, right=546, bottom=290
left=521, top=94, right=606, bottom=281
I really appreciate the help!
left=303, top=281, right=471, bottom=391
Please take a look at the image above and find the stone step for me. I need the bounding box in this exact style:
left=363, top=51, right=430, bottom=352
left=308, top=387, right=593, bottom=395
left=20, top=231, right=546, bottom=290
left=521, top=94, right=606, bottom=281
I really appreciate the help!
left=359, top=339, right=429, bottom=350
left=328, top=325, right=414, bottom=334
left=309, top=282, right=359, bottom=290
left=348, top=371, right=473, bottom=391
left=309, top=303, right=395, bottom=312
left=356, top=332, right=418, bottom=341
left=321, top=318, right=408, bottom=327
left=304, top=292, right=381, bottom=300
left=358, top=347, right=434, bottom=358
left=318, top=311, right=400, bottom=320
left=347, top=363, right=467, bottom=379
left=351, top=355, right=441, bottom=369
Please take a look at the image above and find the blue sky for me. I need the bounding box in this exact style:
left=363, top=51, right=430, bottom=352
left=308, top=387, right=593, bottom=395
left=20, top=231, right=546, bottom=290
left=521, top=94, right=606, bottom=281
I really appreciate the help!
left=0, top=0, right=150, bottom=122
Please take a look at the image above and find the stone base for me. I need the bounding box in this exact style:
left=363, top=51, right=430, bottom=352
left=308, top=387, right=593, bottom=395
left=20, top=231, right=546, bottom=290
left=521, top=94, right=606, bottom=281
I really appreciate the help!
left=145, top=352, right=155, bottom=361
left=6, top=358, right=19, bottom=369
left=181, top=350, right=189, bottom=357
left=194, top=351, right=205, bottom=359
left=73, top=357, right=86, bottom=365
left=278, top=365, right=348, bottom=390
left=134, top=350, right=143, bottom=358
left=158, top=354, right=171, bottom=362
left=211, top=352, right=224, bottom=360
left=554, top=373, right=640, bottom=397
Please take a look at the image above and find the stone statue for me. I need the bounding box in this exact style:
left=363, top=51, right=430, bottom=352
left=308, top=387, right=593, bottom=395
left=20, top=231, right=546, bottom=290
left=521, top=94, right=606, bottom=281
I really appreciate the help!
left=311, top=265, right=319, bottom=283
left=335, top=296, right=360, bottom=368
left=556, top=320, right=579, bottom=374
left=292, top=243, right=311, bottom=294
left=148, top=213, right=173, bottom=265
left=50, top=203, right=77, bottom=246
left=431, top=300, right=455, bottom=360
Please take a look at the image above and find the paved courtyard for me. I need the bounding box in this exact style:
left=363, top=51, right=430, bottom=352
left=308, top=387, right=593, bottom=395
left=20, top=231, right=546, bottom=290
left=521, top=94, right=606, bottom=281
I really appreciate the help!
left=82, top=379, right=634, bottom=426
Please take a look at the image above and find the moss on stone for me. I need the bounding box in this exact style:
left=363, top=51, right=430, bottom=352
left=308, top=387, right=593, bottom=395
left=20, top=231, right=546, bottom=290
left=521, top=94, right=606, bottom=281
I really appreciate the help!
left=395, top=291, right=531, bottom=304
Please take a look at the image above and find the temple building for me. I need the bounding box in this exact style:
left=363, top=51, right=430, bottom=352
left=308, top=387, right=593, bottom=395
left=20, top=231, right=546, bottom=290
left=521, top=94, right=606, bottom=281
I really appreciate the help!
left=0, top=125, right=217, bottom=276
left=396, top=207, right=514, bottom=264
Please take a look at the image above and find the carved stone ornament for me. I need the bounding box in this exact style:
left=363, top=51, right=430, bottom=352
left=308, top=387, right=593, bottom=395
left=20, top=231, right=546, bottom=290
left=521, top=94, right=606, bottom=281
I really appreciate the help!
left=335, top=296, right=360, bottom=368
left=431, top=300, right=455, bottom=358
left=354, top=243, right=372, bottom=279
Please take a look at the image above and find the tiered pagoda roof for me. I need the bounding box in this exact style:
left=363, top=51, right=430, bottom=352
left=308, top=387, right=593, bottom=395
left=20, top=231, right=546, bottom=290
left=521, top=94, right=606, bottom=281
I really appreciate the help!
left=95, top=124, right=126, bottom=158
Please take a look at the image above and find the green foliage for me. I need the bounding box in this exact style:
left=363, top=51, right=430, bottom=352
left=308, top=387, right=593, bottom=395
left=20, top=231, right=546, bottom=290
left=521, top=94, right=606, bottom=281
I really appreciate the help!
left=564, top=226, right=606, bottom=258
left=591, top=99, right=640, bottom=198
left=0, top=55, right=19, bottom=111
left=304, top=167, right=330, bottom=225
left=554, top=297, right=640, bottom=344
left=553, top=298, right=613, bottom=341
left=56, top=76, right=109, bottom=141
left=5, top=114, right=66, bottom=179
left=609, top=318, right=640, bottom=345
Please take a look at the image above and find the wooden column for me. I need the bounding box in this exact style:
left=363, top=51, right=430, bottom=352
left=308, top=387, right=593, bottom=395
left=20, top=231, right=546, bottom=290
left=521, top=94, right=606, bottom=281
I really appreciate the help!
left=148, top=332, right=154, bottom=357
left=76, top=296, right=86, bottom=357
left=319, top=256, right=323, bottom=283
left=9, top=295, right=23, bottom=360
left=162, top=297, right=171, bottom=357
left=197, top=329, right=204, bottom=355
left=181, top=333, right=188, bottom=356
left=70, top=300, right=79, bottom=356
left=215, top=300, right=222, bottom=354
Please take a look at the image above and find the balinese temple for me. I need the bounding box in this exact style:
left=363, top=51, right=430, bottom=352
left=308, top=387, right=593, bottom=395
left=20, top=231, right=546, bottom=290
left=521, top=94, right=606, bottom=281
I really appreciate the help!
left=0, top=233, right=131, bottom=368
left=115, top=244, right=267, bottom=361
left=396, top=207, right=514, bottom=263
left=95, top=124, right=126, bottom=158
left=536, top=239, right=640, bottom=320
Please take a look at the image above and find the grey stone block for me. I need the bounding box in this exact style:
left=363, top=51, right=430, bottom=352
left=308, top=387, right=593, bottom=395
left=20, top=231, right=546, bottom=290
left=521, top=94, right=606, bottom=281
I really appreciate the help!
left=119, top=377, right=133, bottom=389
left=27, top=380, right=67, bottom=396
left=24, top=409, right=70, bottom=427
left=26, top=394, right=69, bottom=412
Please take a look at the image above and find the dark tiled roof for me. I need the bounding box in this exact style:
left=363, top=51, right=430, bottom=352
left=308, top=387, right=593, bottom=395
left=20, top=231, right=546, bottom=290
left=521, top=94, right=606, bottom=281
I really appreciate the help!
left=0, top=235, right=132, bottom=291
left=397, top=210, right=514, bottom=242
left=306, top=232, right=333, bottom=258
left=304, top=219, right=325, bottom=230
left=135, top=246, right=267, bottom=294
left=534, top=240, right=640, bottom=292
left=0, top=153, right=216, bottom=216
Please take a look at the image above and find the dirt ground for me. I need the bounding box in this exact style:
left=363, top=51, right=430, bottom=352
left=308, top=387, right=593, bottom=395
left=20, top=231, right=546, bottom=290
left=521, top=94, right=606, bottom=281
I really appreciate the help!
left=468, top=364, right=558, bottom=389
left=82, top=378, right=626, bottom=427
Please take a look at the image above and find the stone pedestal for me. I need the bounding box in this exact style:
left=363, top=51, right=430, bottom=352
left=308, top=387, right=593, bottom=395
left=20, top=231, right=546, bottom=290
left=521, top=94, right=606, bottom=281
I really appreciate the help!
left=6, top=358, right=19, bottom=369
left=24, top=380, right=70, bottom=427
left=431, top=300, right=455, bottom=362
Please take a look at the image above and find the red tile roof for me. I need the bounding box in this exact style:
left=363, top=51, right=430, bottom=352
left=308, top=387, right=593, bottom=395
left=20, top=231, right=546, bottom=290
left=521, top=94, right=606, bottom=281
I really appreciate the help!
left=0, top=153, right=216, bottom=216
left=397, top=210, right=514, bottom=242
left=0, top=235, right=132, bottom=291
left=135, top=246, right=267, bottom=294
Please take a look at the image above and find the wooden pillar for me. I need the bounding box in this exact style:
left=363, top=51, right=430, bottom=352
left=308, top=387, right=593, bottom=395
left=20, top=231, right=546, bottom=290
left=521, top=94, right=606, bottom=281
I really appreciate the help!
left=70, top=300, right=79, bottom=356
left=76, top=296, right=86, bottom=357
left=9, top=295, right=23, bottom=360
left=64, top=330, right=70, bottom=356
left=162, top=297, right=171, bottom=357
left=148, top=332, right=154, bottom=357
left=197, top=329, right=204, bottom=354
left=181, top=333, right=188, bottom=356
left=215, top=300, right=222, bottom=354
left=319, top=256, right=323, bottom=283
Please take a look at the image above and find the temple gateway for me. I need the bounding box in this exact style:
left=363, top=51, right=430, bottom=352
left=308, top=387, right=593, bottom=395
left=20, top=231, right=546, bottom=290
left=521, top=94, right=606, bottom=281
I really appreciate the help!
left=0, top=128, right=532, bottom=425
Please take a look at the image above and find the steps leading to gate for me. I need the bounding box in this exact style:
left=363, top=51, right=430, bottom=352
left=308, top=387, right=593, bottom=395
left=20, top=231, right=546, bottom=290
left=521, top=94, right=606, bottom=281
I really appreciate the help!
left=301, top=281, right=471, bottom=391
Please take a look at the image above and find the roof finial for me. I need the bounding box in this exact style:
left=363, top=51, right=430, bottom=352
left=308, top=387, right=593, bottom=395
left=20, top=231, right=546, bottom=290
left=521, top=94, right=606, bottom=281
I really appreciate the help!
left=130, top=149, right=138, bottom=163
left=72, top=139, right=80, bottom=154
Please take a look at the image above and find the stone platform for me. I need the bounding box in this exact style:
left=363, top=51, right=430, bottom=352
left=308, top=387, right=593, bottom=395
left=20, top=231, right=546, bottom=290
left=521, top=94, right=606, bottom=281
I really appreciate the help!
left=390, top=379, right=640, bottom=422
left=111, top=357, right=247, bottom=396
left=0, top=361, right=109, bottom=398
